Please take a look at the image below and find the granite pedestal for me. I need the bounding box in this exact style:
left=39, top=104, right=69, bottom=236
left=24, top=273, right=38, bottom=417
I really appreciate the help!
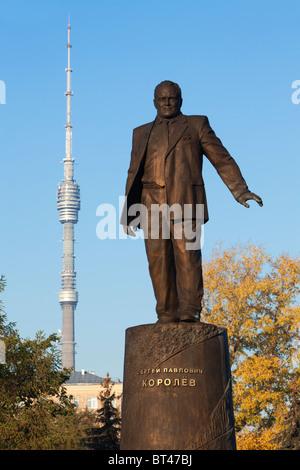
left=120, top=322, right=236, bottom=450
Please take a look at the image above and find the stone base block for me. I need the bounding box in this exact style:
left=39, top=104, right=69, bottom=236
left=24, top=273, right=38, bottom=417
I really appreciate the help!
left=120, top=322, right=236, bottom=450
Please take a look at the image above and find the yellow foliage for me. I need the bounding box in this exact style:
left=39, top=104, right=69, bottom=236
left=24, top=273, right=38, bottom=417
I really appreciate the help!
left=201, top=243, right=300, bottom=450
left=236, top=428, right=279, bottom=450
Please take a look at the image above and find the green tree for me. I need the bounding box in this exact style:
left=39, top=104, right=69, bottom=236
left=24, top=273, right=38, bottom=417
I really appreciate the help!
left=201, top=244, right=300, bottom=450
left=83, top=373, right=121, bottom=450
left=0, top=276, right=86, bottom=449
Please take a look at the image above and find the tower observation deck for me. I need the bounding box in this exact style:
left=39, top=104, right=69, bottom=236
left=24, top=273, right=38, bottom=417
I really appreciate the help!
left=57, top=22, right=80, bottom=369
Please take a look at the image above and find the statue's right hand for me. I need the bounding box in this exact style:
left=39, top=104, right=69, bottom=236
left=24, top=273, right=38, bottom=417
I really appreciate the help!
left=123, top=225, right=137, bottom=237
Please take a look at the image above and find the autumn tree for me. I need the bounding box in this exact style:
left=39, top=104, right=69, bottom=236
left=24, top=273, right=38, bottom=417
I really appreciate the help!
left=201, top=244, right=300, bottom=450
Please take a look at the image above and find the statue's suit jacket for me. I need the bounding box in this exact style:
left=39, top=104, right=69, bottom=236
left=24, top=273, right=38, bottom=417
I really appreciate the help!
left=121, top=113, right=249, bottom=226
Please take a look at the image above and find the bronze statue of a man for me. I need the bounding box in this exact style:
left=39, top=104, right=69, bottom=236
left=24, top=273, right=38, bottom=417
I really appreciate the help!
left=121, top=80, right=262, bottom=324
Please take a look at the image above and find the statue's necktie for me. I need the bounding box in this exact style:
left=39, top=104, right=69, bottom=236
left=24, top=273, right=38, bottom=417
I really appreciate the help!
left=155, top=120, right=169, bottom=186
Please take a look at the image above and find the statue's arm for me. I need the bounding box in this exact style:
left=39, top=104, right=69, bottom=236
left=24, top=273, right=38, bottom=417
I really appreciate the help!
left=199, top=116, right=263, bottom=207
left=122, top=129, right=140, bottom=236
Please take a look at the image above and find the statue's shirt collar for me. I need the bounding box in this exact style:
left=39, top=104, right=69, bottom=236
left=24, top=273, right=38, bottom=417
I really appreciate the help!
left=156, top=112, right=183, bottom=126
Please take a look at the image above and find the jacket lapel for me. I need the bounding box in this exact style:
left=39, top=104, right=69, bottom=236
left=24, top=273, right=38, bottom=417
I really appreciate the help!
left=134, top=113, right=187, bottom=171
left=135, top=121, right=155, bottom=168
left=166, top=113, right=188, bottom=157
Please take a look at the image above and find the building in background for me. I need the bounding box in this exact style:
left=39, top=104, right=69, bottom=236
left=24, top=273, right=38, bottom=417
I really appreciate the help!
left=64, top=370, right=122, bottom=413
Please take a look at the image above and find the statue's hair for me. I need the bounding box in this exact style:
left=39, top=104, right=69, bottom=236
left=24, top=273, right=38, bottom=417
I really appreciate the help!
left=154, top=80, right=182, bottom=99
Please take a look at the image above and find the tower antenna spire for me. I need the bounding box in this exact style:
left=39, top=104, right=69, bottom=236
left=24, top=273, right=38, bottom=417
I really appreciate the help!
left=57, top=21, right=80, bottom=370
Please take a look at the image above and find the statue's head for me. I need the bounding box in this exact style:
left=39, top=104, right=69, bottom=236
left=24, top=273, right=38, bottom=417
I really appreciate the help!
left=154, top=80, right=183, bottom=119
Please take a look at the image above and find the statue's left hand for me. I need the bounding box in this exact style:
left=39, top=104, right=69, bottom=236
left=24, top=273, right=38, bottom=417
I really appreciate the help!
left=123, top=224, right=137, bottom=237
left=238, top=191, right=263, bottom=208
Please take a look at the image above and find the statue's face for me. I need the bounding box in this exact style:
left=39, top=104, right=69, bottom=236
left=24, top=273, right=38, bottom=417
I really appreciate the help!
left=154, top=84, right=182, bottom=119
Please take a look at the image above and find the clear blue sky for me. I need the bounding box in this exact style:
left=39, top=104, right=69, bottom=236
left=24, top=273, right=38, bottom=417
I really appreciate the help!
left=0, top=0, right=299, bottom=380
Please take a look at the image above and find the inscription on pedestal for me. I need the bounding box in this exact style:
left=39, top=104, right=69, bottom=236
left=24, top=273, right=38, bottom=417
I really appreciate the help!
left=138, top=366, right=203, bottom=388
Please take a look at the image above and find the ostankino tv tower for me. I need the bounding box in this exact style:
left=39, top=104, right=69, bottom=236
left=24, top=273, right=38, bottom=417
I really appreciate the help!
left=57, top=22, right=80, bottom=370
